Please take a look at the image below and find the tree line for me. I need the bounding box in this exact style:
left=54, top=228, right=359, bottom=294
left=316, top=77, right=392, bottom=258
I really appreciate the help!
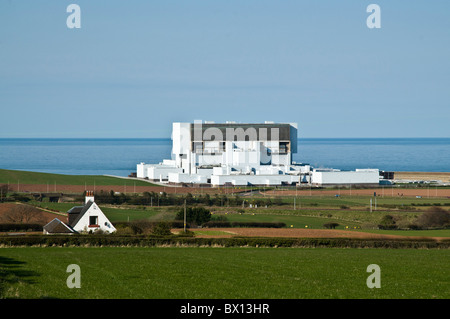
left=90, top=190, right=284, bottom=207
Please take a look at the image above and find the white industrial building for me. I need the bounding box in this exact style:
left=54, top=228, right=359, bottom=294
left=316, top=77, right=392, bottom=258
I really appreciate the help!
left=136, top=121, right=380, bottom=187
left=311, top=168, right=380, bottom=186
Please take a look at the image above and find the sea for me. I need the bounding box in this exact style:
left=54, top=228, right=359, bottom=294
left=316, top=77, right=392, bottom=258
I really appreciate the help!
left=0, top=138, right=449, bottom=176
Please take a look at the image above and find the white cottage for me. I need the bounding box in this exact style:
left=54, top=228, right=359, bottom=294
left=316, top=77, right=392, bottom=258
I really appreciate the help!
left=67, top=191, right=116, bottom=234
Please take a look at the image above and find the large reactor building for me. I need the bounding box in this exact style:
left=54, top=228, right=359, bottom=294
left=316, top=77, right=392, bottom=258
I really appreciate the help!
left=136, top=121, right=380, bottom=187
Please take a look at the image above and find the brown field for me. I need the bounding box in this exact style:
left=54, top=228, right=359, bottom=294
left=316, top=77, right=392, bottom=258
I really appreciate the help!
left=7, top=183, right=450, bottom=198
left=0, top=203, right=65, bottom=225
left=394, top=171, right=450, bottom=183
left=3, top=171, right=450, bottom=197
left=5, top=184, right=234, bottom=194
left=187, top=227, right=447, bottom=241
left=265, top=187, right=450, bottom=198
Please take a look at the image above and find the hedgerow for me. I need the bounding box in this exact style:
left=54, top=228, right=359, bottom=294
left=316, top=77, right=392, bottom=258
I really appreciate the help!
left=0, top=235, right=448, bottom=249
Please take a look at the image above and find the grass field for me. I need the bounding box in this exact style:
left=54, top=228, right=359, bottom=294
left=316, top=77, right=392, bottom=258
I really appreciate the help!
left=0, top=247, right=448, bottom=299
left=25, top=200, right=450, bottom=236
left=0, top=169, right=157, bottom=186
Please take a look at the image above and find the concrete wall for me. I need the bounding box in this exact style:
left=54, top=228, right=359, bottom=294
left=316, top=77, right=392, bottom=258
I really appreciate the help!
left=168, top=173, right=207, bottom=184
left=147, top=166, right=183, bottom=180
left=211, top=174, right=299, bottom=186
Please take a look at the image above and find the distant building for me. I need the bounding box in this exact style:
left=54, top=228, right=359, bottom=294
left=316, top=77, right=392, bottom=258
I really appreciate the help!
left=136, top=121, right=380, bottom=187
left=43, top=191, right=116, bottom=234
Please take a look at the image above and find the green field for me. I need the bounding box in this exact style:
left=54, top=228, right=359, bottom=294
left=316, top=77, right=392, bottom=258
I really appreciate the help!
left=222, top=211, right=362, bottom=229
left=27, top=201, right=450, bottom=237
left=32, top=201, right=176, bottom=223
left=0, top=169, right=157, bottom=186
left=252, top=194, right=450, bottom=208
left=0, top=247, right=448, bottom=299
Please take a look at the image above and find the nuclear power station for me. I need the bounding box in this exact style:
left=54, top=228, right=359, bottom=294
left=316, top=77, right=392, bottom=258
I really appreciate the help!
left=136, top=121, right=380, bottom=187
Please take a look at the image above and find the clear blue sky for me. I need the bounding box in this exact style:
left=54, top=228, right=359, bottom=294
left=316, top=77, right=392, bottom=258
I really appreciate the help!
left=1, top=1, right=449, bottom=138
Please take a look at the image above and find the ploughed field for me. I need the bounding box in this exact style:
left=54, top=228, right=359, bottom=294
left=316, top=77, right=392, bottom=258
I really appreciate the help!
left=184, top=227, right=449, bottom=241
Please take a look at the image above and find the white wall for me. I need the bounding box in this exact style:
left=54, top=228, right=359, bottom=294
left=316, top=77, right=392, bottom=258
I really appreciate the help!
left=137, top=163, right=149, bottom=178
left=147, top=166, right=183, bottom=180
left=211, top=174, right=298, bottom=186
left=312, top=169, right=379, bottom=185
left=168, top=173, right=207, bottom=184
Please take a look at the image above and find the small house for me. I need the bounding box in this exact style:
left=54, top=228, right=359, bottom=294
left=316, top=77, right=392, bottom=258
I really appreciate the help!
left=43, top=218, right=75, bottom=235
left=43, top=191, right=116, bottom=234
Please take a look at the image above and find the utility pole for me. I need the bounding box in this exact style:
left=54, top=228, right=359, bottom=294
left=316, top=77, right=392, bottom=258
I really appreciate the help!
left=184, top=199, right=187, bottom=233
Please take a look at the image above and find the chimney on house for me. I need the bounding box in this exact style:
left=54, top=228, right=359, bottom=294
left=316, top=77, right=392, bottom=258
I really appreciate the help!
left=85, top=191, right=95, bottom=204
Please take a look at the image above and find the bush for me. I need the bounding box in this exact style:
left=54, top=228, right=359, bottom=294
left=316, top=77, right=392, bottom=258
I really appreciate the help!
left=378, top=215, right=397, bottom=230
left=323, top=222, right=340, bottom=229
left=175, top=207, right=211, bottom=226
left=0, top=223, right=42, bottom=232
left=416, top=207, right=450, bottom=229
left=377, top=224, right=398, bottom=230
left=151, top=222, right=173, bottom=236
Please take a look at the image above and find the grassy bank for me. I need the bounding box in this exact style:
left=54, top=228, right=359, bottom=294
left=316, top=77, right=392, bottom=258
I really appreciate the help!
left=0, top=169, right=156, bottom=187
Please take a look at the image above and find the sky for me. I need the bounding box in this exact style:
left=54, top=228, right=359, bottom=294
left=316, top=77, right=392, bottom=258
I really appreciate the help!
left=0, top=1, right=449, bottom=138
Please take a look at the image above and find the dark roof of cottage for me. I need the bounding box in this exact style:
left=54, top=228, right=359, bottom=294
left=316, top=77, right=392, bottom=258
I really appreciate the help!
left=68, top=201, right=94, bottom=228
left=43, top=218, right=74, bottom=234
left=68, top=206, right=84, bottom=214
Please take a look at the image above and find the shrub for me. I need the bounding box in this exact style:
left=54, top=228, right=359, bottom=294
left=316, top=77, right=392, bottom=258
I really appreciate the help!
left=151, top=222, right=173, bottom=236
left=416, top=207, right=450, bottom=229
left=0, top=223, right=42, bottom=232
left=175, top=207, right=211, bottom=226
left=377, top=224, right=398, bottom=230
left=378, top=215, right=396, bottom=229
left=323, top=222, right=340, bottom=229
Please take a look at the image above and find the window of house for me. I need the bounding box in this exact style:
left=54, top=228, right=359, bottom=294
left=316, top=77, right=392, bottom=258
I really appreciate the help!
left=89, top=216, right=98, bottom=226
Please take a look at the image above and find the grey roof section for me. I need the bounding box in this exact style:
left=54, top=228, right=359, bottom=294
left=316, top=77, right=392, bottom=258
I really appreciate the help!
left=43, top=218, right=74, bottom=234
left=68, top=201, right=94, bottom=228
left=68, top=206, right=84, bottom=214
left=191, top=123, right=293, bottom=142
